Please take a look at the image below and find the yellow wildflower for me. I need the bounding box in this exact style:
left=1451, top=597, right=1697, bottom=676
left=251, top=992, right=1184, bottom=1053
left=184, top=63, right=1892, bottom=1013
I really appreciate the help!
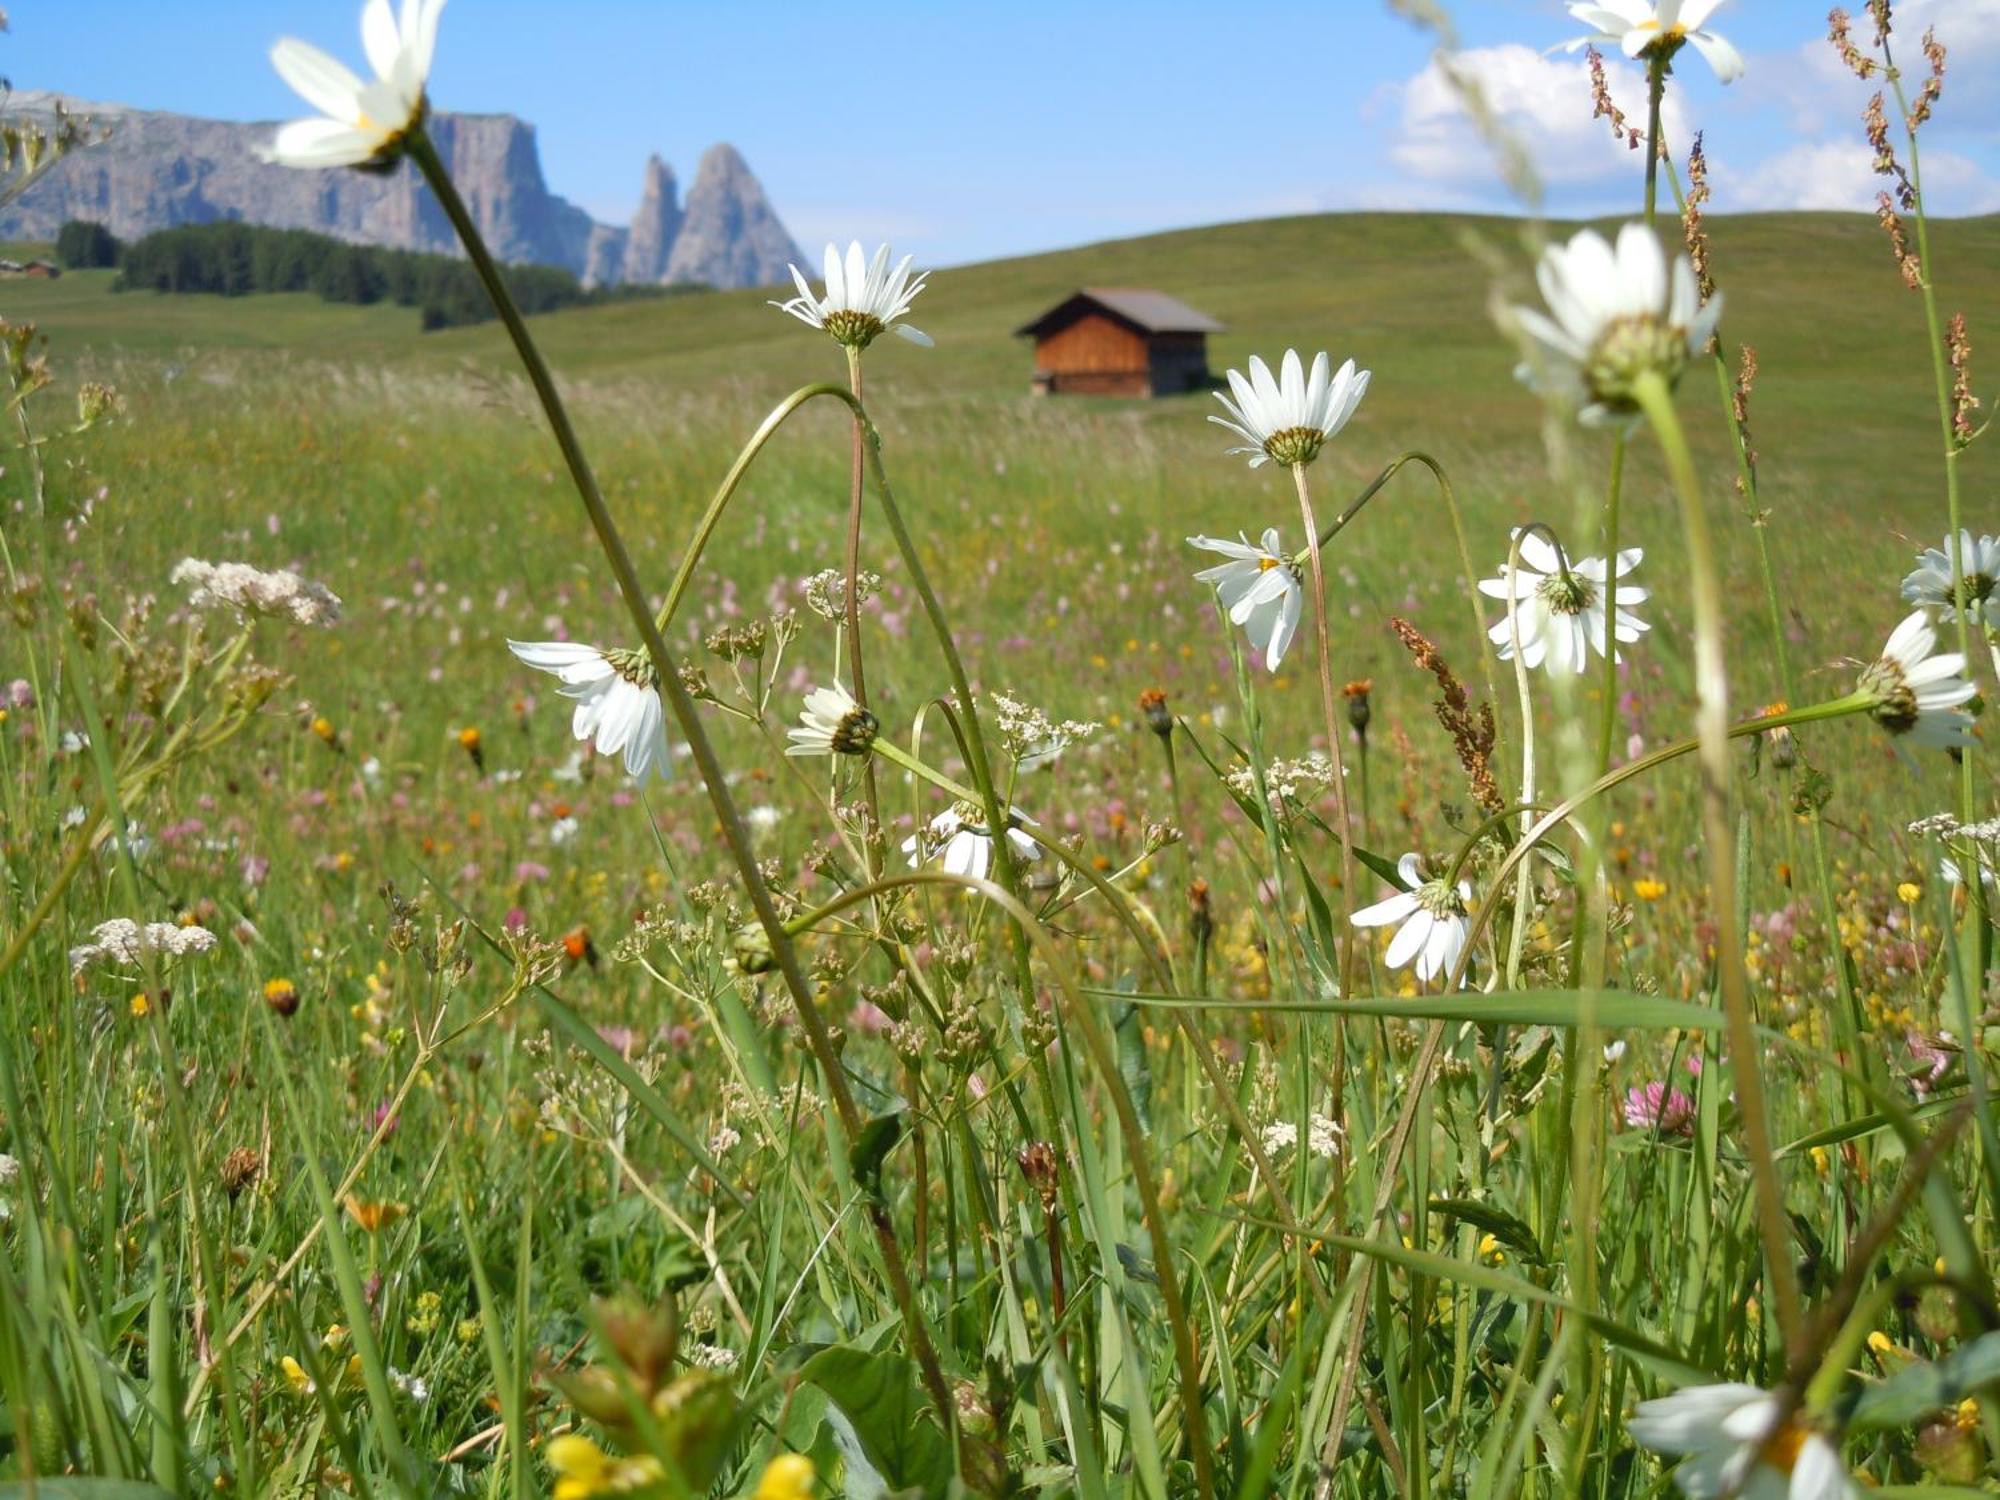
left=1633, top=878, right=1667, bottom=902
left=1897, top=881, right=1921, bottom=903
left=280, top=1355, right=315, bottom=1396
left=545, top=1434, right=665, bottom=1500
left=754, top=1454, right=815, bottom=1500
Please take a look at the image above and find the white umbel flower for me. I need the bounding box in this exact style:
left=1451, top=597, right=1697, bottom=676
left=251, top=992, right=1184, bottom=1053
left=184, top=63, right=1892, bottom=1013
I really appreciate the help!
left=70, top=919, right=218, bottom=974
left=1513, top=224, right=1722, bottom=425
left=1187, top=528, right=1305, bottom=672
left=265, top=0, right=444, bottom=169
left=1859, top=611, right=1978, bottom=749
left=1902, top=530, right=2000, bottom=627
left=507, top=640, right=671, bottom=781
left=172, top=558, right=342, bottom=626
left=786, top=682, right=878, bottom=757
left=1350, top=853, right=1474, bottom=986
left=1560, top=0, right=1745, bottom=83
left=901, top=805, right=1040, bottom=882
left=1210, top=350, right=1370, bottom=469
left=1629, top=1383, right=1856, bottom=1499
left=1479, top=530, right=1650, bottom=675
left=772, top=242, right=933, bottom=349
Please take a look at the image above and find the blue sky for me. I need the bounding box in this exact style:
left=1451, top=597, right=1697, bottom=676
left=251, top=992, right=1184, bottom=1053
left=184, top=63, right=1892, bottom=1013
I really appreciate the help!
left=9, top=1, right=1997, bottom=264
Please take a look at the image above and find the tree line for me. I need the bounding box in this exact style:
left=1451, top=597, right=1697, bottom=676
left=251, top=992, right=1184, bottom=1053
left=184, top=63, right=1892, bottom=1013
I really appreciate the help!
left=58, top=218, right=695, bottom=329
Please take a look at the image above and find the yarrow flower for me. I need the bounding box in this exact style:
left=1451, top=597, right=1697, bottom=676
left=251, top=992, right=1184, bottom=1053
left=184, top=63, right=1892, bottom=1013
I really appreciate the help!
left=1629, top=1382, right=1857, bottom=1499
left=991, top=690, right=1100, bottom=769
left=772, top=242, right=932, bottom=349
left=507, top=640, right=672, bottom=780
left=171, top=558, right=341, bottom=627
left=70, top=918, right=218, bottom=974
left=1512, top=223, right=1722, bottom=425
left=1559, top=1, right=1745, bottom=83
left=1350, top=853, right=1474, bottom=987
left=1480, top=530, right=1650, bottom=675
left=1187, top=528, right=1304, bottom=672
left=1210, top=349, right=1370, bottom=469
left=1259, top=1115, right=1345, bottom=1160
left=1857, top=612, right=1977, bottom=749
left=786, top=682, right=878, bottom=757
left=1225, top=752, right=1336, bottom=817
left=1902, top=530, right=1999, bottom=626
left=902, top=804, right=1040, bottom=882
left=264, top=0, right=444, bottom=169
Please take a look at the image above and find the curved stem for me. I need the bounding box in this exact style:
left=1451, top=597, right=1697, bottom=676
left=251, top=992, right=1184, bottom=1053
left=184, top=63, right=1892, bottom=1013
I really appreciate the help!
left=406, top=131, right=952, bottom=1424
left=1631, top=366, right=1803, bottom=1346
left=654, top=382, right=855, bottom=632
left=1301, top=449, right=1501, bottom=732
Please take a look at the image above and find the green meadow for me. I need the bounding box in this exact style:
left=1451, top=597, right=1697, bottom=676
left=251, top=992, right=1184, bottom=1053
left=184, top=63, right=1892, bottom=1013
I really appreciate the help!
left=3, top=198, right=1998, bottom=1499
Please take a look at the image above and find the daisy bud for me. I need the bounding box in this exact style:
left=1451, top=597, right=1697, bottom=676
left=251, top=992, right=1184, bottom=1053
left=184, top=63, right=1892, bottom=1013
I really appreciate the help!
left=730, top=924, right=776, bottom=976
left=1017, top=1141, right=1060, bottom=1209
left=1343, top=679, right=1373, bottom=740
left=221, top=1147, right=264, bottom=1202
left=1188, top=879, right=1215, bottom=947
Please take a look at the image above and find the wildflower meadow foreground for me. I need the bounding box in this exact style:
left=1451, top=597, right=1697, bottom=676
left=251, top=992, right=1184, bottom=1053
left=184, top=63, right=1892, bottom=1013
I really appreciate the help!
left=3, top=2, right=1998, bottom=1496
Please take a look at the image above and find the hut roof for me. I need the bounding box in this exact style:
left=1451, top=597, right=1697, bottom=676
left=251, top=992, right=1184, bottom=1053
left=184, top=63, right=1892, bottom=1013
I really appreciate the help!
left=1015, top=288, right=1223, bottom=338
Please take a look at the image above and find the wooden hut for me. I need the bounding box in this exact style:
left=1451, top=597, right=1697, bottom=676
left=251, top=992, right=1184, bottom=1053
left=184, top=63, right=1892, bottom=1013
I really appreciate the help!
left=1016, top=288, right=1222, bottom=397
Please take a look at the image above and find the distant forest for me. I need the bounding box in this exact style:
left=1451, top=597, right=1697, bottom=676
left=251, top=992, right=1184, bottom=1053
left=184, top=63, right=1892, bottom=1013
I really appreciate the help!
left=66, top=219, right=700, bottom=329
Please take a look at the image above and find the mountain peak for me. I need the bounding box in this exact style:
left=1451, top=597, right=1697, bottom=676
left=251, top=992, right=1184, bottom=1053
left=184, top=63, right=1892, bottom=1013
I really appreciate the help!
left=665, top=143, right=803, bottom=288
left=0, top=98, right=801, bottom=291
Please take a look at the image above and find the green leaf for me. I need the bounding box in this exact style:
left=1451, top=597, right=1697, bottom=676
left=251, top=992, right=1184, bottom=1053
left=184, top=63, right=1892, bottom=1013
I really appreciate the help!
left=1112, top=999, right=1153, bottom=1134
left=1351, top=844, right=1409, bottom=891
left=1848, top=1331, right=2000, bottom=1431
left=0, top=1482, right=181, bottom=1498
left=1427, top=1198, right=1548, bottom=1265
left=847, top=1112, right=904, bottom=1203
left=796, top=1346, right=952, bottom=1500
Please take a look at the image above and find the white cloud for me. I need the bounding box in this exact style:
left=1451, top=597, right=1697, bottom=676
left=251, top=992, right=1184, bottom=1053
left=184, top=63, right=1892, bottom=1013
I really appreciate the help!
left=1377, top=44, right=1694, bottom=200
left=1723, top=138, right=2000, bottom=213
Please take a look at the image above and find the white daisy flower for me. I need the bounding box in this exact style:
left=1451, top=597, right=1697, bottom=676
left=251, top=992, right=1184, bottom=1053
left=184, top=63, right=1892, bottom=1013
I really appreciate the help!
left=786, top=682, right=878, bottom=757
left=507, top=640, right=671, bottom=781
left=1629, top=1382, right=1856, bottom=1499
left=1187, top=528, right=1305, bottom=672
left=1210, top=349, right=1370, bottom=469
left=264, top=0, right=444, bottom=169
left=1902, top=530, right=2000, bottom=627
left=1479, top=530, right=1650, bottom=675
left=901, top=804, right=1040, bottom=882
left=772, top=241, right=933, bottom=349
left=1858, top=611, right=1978, bottom=750
left=1512, top=223, right=1723, bottom=425
left=1559, top=0, right=1745, bottom=83
left=1350, top=853, right=1474, bottom=987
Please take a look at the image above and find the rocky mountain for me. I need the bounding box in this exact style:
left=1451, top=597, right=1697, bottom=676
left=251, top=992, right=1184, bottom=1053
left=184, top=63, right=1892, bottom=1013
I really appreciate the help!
left=0, top=92, right=804, bottom=289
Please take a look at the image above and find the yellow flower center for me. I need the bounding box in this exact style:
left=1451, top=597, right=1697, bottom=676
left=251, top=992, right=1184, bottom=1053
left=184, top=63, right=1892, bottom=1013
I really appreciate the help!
left=1758, top=1420, right=1810, bottom=1473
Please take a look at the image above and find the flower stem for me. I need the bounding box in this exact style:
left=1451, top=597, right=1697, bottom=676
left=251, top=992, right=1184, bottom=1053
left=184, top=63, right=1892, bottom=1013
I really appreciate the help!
left=406, top=130, right=954, bottom=1424
left=843, top=343, right=888, bottom=875
left=1630, top=366, right=1803, bottom=1346
left=1889, top=45, right=1988, bottom=975
left=1291, top=462, right=1360, bottom=1003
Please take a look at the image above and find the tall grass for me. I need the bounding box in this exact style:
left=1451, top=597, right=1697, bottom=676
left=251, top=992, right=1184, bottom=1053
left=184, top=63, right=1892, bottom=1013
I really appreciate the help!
left=1, top=5, right=1996, bottom=1498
